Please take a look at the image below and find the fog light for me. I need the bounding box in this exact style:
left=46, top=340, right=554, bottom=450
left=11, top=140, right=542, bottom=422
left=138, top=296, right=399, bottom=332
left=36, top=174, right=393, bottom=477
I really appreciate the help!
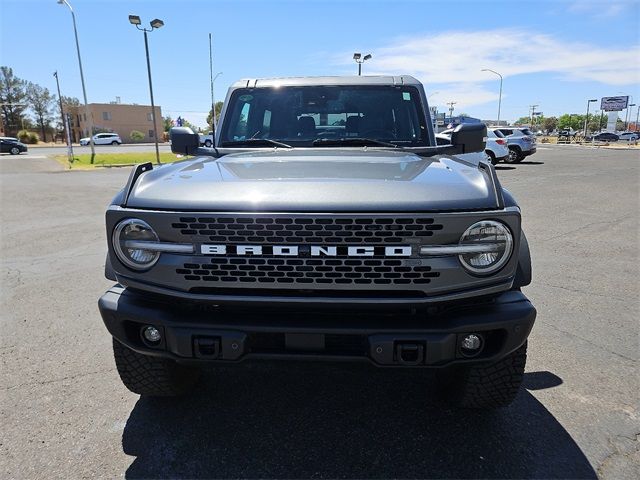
left=461, top=334, right=482, bottom=353
left=142, top=326, right=161, bottom=343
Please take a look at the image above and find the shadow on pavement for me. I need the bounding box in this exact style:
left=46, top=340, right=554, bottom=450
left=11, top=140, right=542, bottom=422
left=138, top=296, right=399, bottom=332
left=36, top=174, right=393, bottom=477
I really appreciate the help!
left=495, top=166, right=516, bottom=171
left=518, top=161, right=545, bottom=165
left=122, top=363, right=595, bottom=479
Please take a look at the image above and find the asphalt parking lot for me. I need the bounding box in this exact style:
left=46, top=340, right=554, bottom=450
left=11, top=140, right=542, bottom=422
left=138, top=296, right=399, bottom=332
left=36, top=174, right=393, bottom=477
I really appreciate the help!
left=1, top=144, right=638, bottom=478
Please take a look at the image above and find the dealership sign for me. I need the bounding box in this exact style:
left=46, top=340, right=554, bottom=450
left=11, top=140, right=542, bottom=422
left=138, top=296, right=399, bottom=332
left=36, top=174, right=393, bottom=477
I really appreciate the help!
left=601, top=96, right=629, bottom=112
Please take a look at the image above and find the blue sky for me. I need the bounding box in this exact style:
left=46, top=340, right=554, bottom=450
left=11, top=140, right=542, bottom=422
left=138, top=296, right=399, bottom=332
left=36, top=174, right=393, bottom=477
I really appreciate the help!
left=1, top=0, right=639, bottom=127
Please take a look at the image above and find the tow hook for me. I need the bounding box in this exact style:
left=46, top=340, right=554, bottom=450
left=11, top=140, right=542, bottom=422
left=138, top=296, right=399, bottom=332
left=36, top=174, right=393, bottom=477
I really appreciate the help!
left=194, top=336, right=220, bottom=359
left=395, top=343, right=425, bottom=366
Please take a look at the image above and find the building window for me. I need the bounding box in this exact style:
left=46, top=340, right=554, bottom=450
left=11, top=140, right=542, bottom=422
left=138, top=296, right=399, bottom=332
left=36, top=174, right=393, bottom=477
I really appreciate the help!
left=102, top=111, right=112, bottom=121
left=147, top=112, right=153, bottom=121
left=148, top=129, right=154, bottom=138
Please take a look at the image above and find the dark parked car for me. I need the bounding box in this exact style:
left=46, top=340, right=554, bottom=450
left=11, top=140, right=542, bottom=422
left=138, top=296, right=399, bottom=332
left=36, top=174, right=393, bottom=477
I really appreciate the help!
left=0, top=138, right=28, bottom=155
left=589, top=132, right=619, bottom=142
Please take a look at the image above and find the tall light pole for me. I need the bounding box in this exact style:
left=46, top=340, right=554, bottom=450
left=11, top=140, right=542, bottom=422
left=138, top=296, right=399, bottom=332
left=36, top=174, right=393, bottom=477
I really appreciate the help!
left=57, top=0, right=95, bottom=163
left=481, top=69, right=503, bottom=124
left=129, top=15, right=163, bottom=165
left=53, top=71, right=73, bottom=162
left=624, top=103, right=636, bottom=131
left=635, top=105, right=640, bottom=133
left=353, top=53, right=372, bottom=76
left=583, top=99, right=597, bottom=137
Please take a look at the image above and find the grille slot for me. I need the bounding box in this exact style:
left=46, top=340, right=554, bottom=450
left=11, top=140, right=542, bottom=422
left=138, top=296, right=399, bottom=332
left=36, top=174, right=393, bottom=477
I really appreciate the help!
left=171, top=216, right=443, bottom=244
left=175, top=257, right=440, bottom=286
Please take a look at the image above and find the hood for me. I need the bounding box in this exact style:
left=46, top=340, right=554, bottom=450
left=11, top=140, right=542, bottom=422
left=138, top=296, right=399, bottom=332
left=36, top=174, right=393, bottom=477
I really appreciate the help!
left=125, top=149, right=498, bottom=212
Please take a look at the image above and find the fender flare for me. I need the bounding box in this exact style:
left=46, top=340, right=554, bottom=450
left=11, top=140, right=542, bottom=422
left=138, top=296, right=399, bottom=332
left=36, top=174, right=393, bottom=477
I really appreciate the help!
left=105, top=253, right=117, bottom=281
left=514, top=230, right=532, bottom=288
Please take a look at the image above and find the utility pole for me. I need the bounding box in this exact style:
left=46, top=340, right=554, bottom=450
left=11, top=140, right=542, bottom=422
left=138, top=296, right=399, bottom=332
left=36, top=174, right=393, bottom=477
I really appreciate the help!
left=447, top=101, right=457, bottom=118
left=53, top=71, right=74, bottom=163
left=529, top=104, right=539, bottom=127
left=635, top=105, right=639, bottom=132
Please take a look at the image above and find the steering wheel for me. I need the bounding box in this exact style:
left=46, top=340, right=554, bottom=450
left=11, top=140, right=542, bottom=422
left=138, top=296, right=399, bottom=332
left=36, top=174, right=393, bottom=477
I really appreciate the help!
left=360, top=129, right=396, bottom=139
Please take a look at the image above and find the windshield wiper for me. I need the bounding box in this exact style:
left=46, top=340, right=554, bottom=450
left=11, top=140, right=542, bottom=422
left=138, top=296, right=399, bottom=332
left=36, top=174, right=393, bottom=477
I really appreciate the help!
left=221, top=139, right=293, bottom=149
left=312, top=137, right=399, bottom=148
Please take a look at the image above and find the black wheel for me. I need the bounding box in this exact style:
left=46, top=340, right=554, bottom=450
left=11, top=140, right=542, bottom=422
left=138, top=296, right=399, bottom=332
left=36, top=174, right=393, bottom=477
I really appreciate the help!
left=10, top=146, right=20, bottom=155
left=111, top=141, right=119, bottom=145
left=112, top=339, right=200, bottom=397
left=204, top=139, right=212, bottom=147
left=506, top=147, right=521, bottom=164
left=485, top=150, right=498, bottom=165
left=437, top=342, right=527, bottom=408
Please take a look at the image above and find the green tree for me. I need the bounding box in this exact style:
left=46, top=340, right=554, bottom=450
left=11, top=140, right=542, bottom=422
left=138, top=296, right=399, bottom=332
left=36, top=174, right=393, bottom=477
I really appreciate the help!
left=26, top=82, right=55, bottom=142
left=542, top=116, right=558, bottom=134
left=130, top=130, right=145, bottom=142
left=206, top=101, right=224, bottom=129
left=162, top=116, right=173, bottom=132
left=0, top=66, right=27, bottom=136
left=514, top=116, right=531, bottom=126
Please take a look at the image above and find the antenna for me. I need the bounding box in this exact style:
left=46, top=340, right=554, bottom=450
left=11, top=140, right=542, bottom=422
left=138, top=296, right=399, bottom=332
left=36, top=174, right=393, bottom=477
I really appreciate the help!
left=209, top=33, right=215, bottom=135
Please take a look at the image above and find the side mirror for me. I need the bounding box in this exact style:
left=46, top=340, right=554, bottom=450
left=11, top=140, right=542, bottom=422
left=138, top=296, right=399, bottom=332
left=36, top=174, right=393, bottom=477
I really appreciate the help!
left=450, top=123, right=487, bottom=154
left=170, top=127, right=200, bottom=155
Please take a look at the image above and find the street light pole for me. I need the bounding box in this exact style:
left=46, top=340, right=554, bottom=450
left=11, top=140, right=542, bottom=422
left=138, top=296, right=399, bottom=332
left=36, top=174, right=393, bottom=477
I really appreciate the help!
left=53, top=71, right=74, bottom=162
left=57, top=0, right=95, bottom=164
left=583, top=99, right=597, bottom=137
left=129, top=15, right=163, bottom=165
left=635, top=105, right=640, bottom=132
left=481, top=69, right=503, bottom=124
left=624, top=103, right=636, bottom=131
left=353, top=53, right=372, bottom=76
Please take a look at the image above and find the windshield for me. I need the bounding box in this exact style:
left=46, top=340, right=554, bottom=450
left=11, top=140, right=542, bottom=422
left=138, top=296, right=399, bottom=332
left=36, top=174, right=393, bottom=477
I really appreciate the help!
left=220, top=85, right=430, bottom=147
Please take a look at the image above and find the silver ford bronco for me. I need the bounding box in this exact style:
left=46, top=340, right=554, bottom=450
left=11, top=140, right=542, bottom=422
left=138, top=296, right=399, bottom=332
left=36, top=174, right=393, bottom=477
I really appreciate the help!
left=99, top=76, right=535, bottom=408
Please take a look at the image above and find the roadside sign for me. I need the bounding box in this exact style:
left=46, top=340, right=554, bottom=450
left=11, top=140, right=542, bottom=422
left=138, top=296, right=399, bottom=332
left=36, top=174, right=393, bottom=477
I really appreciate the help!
left=601, top=96, right=629, bottom=112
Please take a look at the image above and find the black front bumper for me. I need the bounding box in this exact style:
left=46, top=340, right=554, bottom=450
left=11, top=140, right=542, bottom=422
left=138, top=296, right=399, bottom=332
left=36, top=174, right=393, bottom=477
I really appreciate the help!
left=99, top=286, right=536, bottom=367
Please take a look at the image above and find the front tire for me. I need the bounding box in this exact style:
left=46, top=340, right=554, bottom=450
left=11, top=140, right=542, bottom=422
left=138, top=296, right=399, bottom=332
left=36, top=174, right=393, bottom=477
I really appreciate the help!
left=10, top=146, right=20, bottom=155
left=437, top=342, right=527, bottom=408
left=204, top=140, right=212, bottom=147
left=112, top=339, right=200, bottom=397
left=111, top=141, right=119, bottom=145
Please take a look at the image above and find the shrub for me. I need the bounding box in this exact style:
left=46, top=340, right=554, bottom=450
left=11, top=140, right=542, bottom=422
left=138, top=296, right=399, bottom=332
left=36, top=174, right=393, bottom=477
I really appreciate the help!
left=130, top=130, right=145, bottom=142
left=17, top=130, right=39, bottom=144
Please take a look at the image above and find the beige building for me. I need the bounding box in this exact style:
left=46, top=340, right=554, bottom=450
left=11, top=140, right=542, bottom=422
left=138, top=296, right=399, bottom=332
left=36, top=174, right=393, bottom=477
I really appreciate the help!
left=68, top=102, right=162, bottom=144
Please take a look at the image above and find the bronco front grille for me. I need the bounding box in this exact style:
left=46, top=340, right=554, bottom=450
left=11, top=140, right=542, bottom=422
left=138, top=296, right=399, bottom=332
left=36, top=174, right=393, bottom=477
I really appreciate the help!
left=171, top=216, right=444, bottom=244
left=176, top=257, right=440, bottom=286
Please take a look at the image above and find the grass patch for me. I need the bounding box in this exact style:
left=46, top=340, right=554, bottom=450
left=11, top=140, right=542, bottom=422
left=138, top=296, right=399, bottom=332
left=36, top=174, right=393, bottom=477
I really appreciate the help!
left=55, top=152, right=188, bottom=169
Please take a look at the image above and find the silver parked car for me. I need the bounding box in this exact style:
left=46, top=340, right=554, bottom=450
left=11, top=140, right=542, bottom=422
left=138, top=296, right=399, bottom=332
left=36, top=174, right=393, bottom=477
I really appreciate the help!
left=491, top=127, right=537, bottom=163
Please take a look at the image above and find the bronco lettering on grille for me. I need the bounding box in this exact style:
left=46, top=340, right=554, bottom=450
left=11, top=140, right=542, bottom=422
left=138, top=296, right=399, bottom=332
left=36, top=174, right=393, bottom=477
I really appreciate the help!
left=200, top=245, right=412, bottom=257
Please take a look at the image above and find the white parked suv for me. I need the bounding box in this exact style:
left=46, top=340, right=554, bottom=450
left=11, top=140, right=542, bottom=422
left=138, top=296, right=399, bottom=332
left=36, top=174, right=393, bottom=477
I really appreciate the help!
left=80, top=133, right=122, bottom=146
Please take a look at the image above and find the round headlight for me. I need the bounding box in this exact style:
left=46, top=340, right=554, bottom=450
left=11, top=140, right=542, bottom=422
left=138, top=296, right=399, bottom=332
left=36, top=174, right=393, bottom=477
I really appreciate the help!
left=112, top=219, right=160, bottom=270
left=458, top=220, right=513, bottom=275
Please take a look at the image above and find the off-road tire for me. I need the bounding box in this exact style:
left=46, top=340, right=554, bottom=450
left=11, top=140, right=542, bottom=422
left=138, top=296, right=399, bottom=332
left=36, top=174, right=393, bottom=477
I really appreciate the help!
left=438, top=342, right=527, bottom=408
left=112, top=339, right=200, bottom=397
